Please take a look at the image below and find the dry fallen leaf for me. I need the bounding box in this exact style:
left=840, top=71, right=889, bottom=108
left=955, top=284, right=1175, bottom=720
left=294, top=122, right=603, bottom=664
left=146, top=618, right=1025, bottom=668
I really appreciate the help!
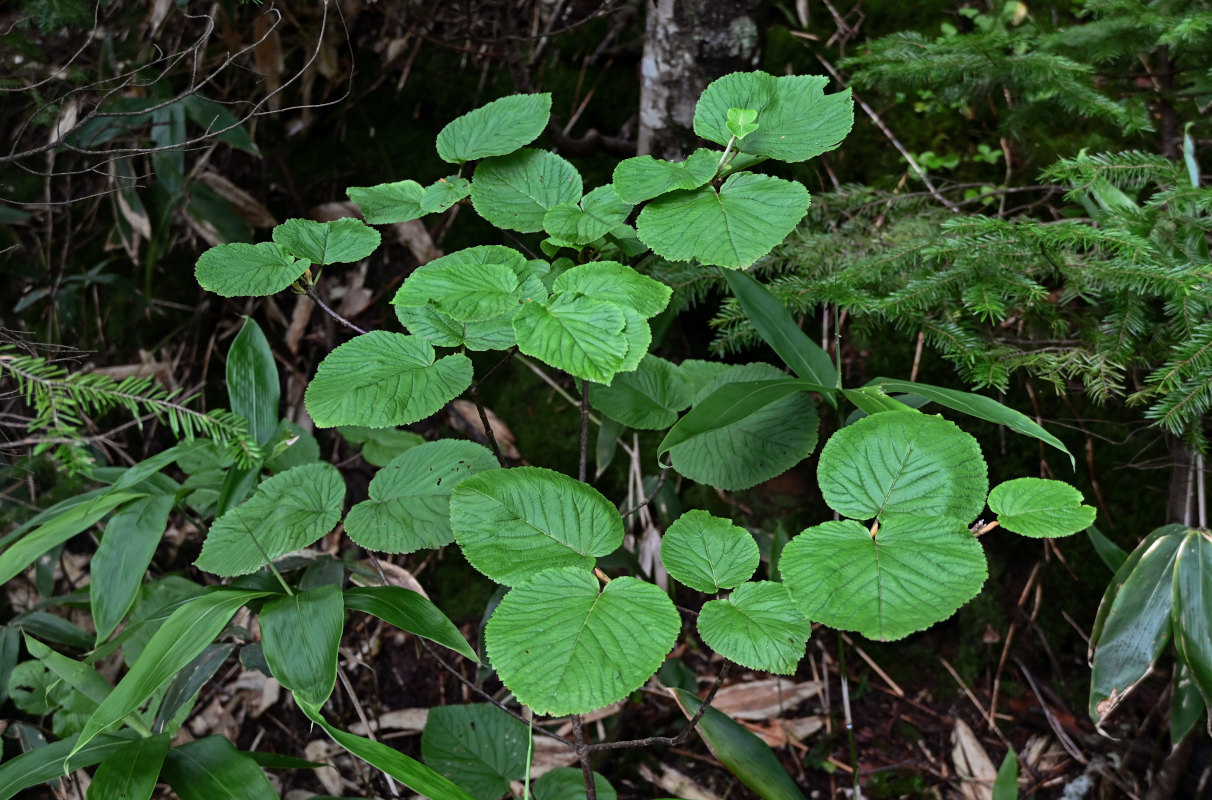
left=448, top=399, right=522, bottom=460
left=304, top=739, right=343, bottom=796
left=709, top=678, right=822, bottom=721
left=350, top=707, right=429, bottom=736
left=637, top=763, right=722, bottom=800
left=951, top=718, right=996, bottom=800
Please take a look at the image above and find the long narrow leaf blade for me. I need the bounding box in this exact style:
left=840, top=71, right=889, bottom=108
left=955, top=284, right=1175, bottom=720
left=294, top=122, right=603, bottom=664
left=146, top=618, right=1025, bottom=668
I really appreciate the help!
left=0, top=734, right=133, bottom=800
left=0, top=492, right=143, bottom=585
left=160, top=736, right=278, bottom=800
left=88, top=734, right=171, bottom=800
left=344, top=586, right=480, bottom=664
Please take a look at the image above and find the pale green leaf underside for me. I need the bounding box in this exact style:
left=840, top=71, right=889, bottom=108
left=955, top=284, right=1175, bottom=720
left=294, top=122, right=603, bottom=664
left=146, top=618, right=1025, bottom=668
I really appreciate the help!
left=513, top=294, right=628, bottom=384
left=304, top=331, right=473, bottom=428
left=471, top=149, right=583, bottom=233
left=612, top=148, right=718, bottom=204
left=543, top=184, right=632, bottom=245
left=345, top=440, right=499, bottom=554
left=421, top=704, right=530, bottom=800
left=818, top=413, right=987, bottom=523
left=195, top=462, right=345, bottom=576
left=694, top=71, right=854, bottom=162
left=195, top=242, right=308, bottom=298
left=617, top=306, right=652, bottom=373
left=396, top=304, right=517, bottom=351
left=988, top=477, right=1096, bottom=538
left=660, top=509, right=759, bottom=593
left=698, top=581, right=811, bottom=674
left=592, top=354, right=691, bottom=430
left=450, top=467, right=624, bottom=586
left=668, top=363, right=820, bottom=491
left=552, top=261, right=672, bottom=319
left=486, top=568, right=680, bottom=716
left=436, top=93, right=552, bottom=164
left=636, top=173, right=811, bottom=269
left=393, top=261, right=522, bottom=323
left=272, top=217, right=380, bottom=265
left=781, top=516, right=987, bottom=641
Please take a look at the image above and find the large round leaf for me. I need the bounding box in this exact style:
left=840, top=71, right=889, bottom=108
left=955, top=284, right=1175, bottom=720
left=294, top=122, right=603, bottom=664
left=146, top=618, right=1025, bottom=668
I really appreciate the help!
left=818, top=413, right=987, bottom=523
left=393, top=261, right=522, bottom=323
left=697, top=581, right=811, bottom=674
left=693, top=72, right=853, bottom=162
left=636, top=173, right=810, bottom=269
left=345, top=441, right=499, bottom=554
left=304, top=332, right=472, bottom=428
left=513, top=294, right=628, bottom=383
left=988, top=478, right=1095, bottom=538
left=543, top=185, right=632, bottom=246
left=780, top=516, right=988, bottom=641
left=660, top=509, right=759, bottom=593
left=195, top=462, right=346, bottom=576
left=436, top=93, right=551, bottom=164
left=421, top=704, right=530, bottom=800
left=272, top=217, right=380, bottom=265
left=195, top=242, right=308, bottom=298
left=450, top=467, right=624, bottom=586
left=668, top=363, right=819, bottom=491
left=612, top=148, right=719, bottom=204
left=486, top=568, right=679, bottom=715
left=470, top=149, right=582, bottom=233
left=592, top=355, right=691, bottom=430
left=552, top=261, right=672, bottom=319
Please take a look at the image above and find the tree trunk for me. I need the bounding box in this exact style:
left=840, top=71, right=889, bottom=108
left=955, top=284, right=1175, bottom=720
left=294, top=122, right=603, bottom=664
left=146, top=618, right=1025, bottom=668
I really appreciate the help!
left=637, top=0, right=765, bottom=160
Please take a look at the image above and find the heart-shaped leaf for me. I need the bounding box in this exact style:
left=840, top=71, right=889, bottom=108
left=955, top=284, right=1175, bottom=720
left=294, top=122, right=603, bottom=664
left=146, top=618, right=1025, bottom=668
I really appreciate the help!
left=988, top=478, right=1095, bottom=538
left=486, top=568, right=679, bottom=715
left=304, top=332, right=473, bottom=428
left=780, top=516, right=988, bottom=641
left=612, top=148, right=719, bottom=204
left=436, top=93, right=552, bottom=164
left=272, top=217, right=380, bottom=265
left=513, top=294, right=628, bottom=383
left=636, top=173, right=810, bottom=268
left=450, top=467, right=624, bottom=586
left=698, top=581, right=810, bottom=674
left=552, top=261, right=672, bottom=319
left=393, top=261, right=522, bottom=323
left=818, top=413, right=987, bottom=523
left=345, top=440, right=498, bottom=554
left=421, top=704, right=530, bottom=800
left=543, top=185, right=633, bottom=246
left=396, top=305, right=518, bottom=351
left=195, top=242, right=308, bottom=298
left=195, top=462, right=345, bottom=576
left=726, top=107, right=759, bottom=139
left=660, top=509, right=759, bottom=593
left=592, top=355, right=691, bottom=429
left=471, top=149, right=583, bottom=233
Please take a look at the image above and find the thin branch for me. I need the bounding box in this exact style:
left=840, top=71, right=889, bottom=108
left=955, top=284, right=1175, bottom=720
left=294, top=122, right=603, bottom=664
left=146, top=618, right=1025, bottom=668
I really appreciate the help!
left=586, top=660, right=731, bottom=752
left=619, top=466, right=670, bottom=518
left=571, top=715, right=597, bottom=800
left=302, top=284, right=368, bottom=335
left=469, top=381, right=506, bottom=467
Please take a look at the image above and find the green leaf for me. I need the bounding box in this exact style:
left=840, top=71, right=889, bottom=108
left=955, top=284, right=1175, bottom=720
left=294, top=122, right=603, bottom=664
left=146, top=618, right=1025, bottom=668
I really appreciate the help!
left=0, top=491, right=143, bottom=586
left=817, top=413, right=987, bottom=523
left=340, top=426, right=425, bottom=467
left=393, top=261, right=522, bottom=323
left=552, top=261, right=672, bottom=319
left=154, top=643, right=234, bottom=730
left=842, top=387, right=922, bottom=418
left=397, top=304, right=518, bottom=351
left=672, top=688, right=807, bottom=800
left=697, top=581, right=810, bottom=674
left=612, top=148, right=719, bottom=204
left=195, top=462, right=345, bottom=577
left=304, top=332, right=473, bottom=428
left=513, top=294, right=628, bottom=383
left=637, top=173, right=810, bottom=269
left=1170, top=660, right=1206, bottom=743
left=22, top=635, right=123, bottom=716
left=864, top=379, right=1074, bottom=469
left=436, top=93, right=552, bottom=164
left=195, top=242, right=308, bottom=298
left=543, top=185, right=633, bottom=246
left=73, top=589, right=268, bottom=754
left=486, top=568, right=679, bottom=716
left=662, top=366, right=822, bottom=491
left=726, top=107, right=760, bottom=139
left=780, top=516, right=988, bottom=641
left=471, top=149, right=583, bottom=233
left=344, top=586, right=480, bottom=664
left=260, top=584, right=343, bottom=707
left=993, top=747, right=1018, bottom=800
left=694, top=72, right=853, bottom=162
left=988, top=478, right=1095, bottom=538
left=617, top=306, right=652, bottom=373
left=272, top=217, right=380, bottom=265
left=345, top=440, right=498, bottom=555
left=450, top=467, right=624, bottom=586
left=0, top=734, right=136, bottom=800
left=91, top=494, right=174, bottom=642
left=422, top=177, right=473, bottom=213
left=88, top=734, right=171, bottom=800
left=227, top=316, right=279, bottom=447
left=264, top=419, right=321, bottom=473
left=421, top=704, right=530, bottom=800
left=1087, top=525, right=1129, bottom=573
left=660, top=509, right=759, bottom=592
left=298, top=702, right=476, bottom=800
left=532, top=768, right=617, bottom=800
left=592, top=355, right=691, bottom=430
left=1172, top=530, right=1212, bottom=717
left=1088, top=525, right=1184, bottom=725
left=182, top=94, right=259, bottom=155
left=161, top=736, right=278, bottom=800
left=720, top=269, right=838, bottom=393
left=347, top=180, right=425, bottom=224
